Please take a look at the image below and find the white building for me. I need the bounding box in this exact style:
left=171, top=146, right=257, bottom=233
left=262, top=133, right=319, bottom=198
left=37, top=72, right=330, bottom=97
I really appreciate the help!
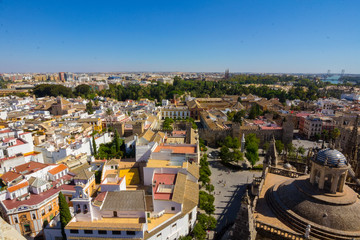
left=160, top=106, right=190, bottom=120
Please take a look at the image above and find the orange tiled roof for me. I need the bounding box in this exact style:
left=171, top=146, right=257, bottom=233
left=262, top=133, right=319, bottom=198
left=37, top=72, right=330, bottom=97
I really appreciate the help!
left=0, top=171, right=22, bottom=184
left=8, top=181, right=29, bottom=193
left=48, top=164, right=67, bottom=175
left=154, top=144, right=196, bottom=154
left=14, top=162, right=48, bottom=174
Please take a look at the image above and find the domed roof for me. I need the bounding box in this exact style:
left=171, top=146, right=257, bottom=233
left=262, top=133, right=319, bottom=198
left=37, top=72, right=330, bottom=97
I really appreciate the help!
left=268, top=177, right=360, bottom=238
left=315, top=148, right=347, bottom=167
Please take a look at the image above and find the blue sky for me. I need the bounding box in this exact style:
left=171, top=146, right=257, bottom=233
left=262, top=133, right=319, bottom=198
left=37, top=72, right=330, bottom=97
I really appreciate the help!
left=0, top=0, right=359, bottom=73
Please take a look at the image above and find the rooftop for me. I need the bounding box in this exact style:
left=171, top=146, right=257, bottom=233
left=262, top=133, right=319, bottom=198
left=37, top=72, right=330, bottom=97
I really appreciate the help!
left=101, top=190, right=146, bottom=211
left=154, top=144, right=196, bottom=154
left=2, top=174, right=74, bottom=210
left=14, top=162, right=48, bottom=175
left=153, top=173, right=176, bottom=201
left=66, top=217, right=145, bottom=231
left=48, top=164, right=68, bottom=175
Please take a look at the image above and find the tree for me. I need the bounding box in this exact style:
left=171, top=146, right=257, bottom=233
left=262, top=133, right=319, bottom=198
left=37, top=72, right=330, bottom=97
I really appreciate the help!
left=297, top=146, right=305, bottom=158
left=275, top=140, right=284, bottom=154
left=197, top=213, right=217, bottom=230
left=262, top=141, right=270, bottom=154
left=245, top=134, right=260, bottom=148
left=322, top=130, right=329, bottom=141
left=220, top=146, right=230, bottom=163
left=233, top=110, right=245, bottom=123
left=193, top=223, right=206, bottom=240
left=245, top=142, right=259, bottom=167
left=59, top=192, right=72, bottom=239
left=92, top=136, right=97, bottom=156
left=230, top=149, right=243, bottom=162
left=114, top=130, right=121, bottom=152
left=331, top=128, right=340, bottom=141
left=205, top=184, right=215, bottom=193
left=95, top=170, right=102, bottom=184
left=286, top=143, right=296, bottom=156
left=248, top=104, right=262, bottom=119
left=86, top=101, right=94, bottom=114
left=199, top=191, right=215, bottom=214
left=75, top=84, right=93, bottom=97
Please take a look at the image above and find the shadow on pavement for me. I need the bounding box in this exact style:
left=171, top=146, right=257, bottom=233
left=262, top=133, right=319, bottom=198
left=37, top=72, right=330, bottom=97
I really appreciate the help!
left=215, top=184, right=246, bottom=234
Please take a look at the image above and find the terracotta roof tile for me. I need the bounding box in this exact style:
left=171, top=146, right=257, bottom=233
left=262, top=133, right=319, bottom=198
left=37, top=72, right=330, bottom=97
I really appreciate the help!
left=48, top=164, right=68, bottom=175
left=0, top=171, right=22, bottom=184
left=8, top=181, right=29, bottom=193
left=14, top=162, right=48, bottom=175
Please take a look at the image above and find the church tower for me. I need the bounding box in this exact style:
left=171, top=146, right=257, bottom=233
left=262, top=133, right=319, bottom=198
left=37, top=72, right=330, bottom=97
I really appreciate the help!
left=230, top=189, right=256, bottom=240
left=72, top=184, right=96, bottom=222
left=264, top=135, right=278, bottom=168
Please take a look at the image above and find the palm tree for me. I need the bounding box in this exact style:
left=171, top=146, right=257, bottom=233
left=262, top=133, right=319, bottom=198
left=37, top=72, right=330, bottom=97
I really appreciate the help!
left=106, top=108, right=113, bottom=130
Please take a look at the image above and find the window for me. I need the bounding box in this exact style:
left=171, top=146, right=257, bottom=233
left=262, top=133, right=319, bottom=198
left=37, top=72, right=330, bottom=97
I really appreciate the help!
left=112, top=231, right=121, bottom=235
left=14, top=217, right=18, bottom=223
left=70, top=229, right=79, bottom=234
left=172, top=223, right=177, bottom=228
left=48, top=205, right=52, bottom=211
left=126, top=231, right=135, bottom=235
left=84, top=230, right=93, bottom=234
left=189, top=212, right=193, bottom=221
left=171, top=207, right=175, bottom=211
left=41, top=210, right=45, bottom=216
left=113, top=211, right=117, bottom=217
left=98, top=230, right=107, bottom=235
left=24, top=224, right=31, bottom=232
left=83, top=205, right=88, bottom=214
left=32, top=214, right=36, bottom=220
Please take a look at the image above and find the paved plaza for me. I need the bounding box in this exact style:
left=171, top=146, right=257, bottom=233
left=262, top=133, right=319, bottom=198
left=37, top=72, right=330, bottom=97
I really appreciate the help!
left=205, top=148, right=261, bottom=233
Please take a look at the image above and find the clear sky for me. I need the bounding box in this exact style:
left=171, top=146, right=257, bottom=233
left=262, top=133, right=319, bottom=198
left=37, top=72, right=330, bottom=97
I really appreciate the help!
left=0, top=0, right=359, bottom=73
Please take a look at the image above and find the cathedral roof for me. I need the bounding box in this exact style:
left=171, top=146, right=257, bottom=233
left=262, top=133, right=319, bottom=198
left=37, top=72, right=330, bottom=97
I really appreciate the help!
left=315, top=148, right=347, bottom=168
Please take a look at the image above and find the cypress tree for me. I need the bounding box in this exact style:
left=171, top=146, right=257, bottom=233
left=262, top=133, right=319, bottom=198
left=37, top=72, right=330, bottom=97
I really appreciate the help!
left=114, top=129, right=121, bottom=152
left=92, top=136, right=97, bottom=156
left=59, top=192, right=72, bottom=239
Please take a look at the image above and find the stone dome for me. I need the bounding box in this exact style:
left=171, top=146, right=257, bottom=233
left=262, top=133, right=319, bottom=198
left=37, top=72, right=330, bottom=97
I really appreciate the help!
left=267, top=176, right=360, bottom=239
left=315, top=148, right=347, bottom=167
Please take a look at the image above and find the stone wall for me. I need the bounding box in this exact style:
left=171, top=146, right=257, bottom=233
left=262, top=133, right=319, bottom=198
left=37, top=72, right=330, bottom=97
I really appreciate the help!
left=198, top=128, right=232, bottom=147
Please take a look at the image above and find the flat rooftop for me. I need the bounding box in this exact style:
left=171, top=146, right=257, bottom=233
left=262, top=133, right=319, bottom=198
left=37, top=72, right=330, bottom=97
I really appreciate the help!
left=254, top=173, right=297, bottom=233
left=66, top=217, right=145, bottom=231
left=154, top=144, right=196, bottom=154
left=152, top=173, right=176, bottom=201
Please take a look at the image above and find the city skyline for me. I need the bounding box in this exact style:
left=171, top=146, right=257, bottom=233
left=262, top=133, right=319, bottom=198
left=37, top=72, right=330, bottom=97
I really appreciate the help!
left=0, top=0, right=360, bottom=73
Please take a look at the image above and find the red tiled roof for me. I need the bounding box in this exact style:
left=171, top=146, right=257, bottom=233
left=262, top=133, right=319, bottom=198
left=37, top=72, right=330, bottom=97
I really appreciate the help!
left=0, top=129, right=11, bottom=134
left=253, top=120, right=265, bottom=125
left=154, top=144, right=196, bottom=154
left=14, top=162, right=48, bottom=175
left=8, top=181, right=29, bottom=193
left=2, top=137, right=16, bottom=143
left=0, top=154, right=23, bottom=162
left=2, top=175, right=75, bottom=210
left=48, top=164, right=68, bottom=175
left=153, top=173, right=176, bottom=201
left=6, top=139, right=26, bottom=148
left=0, top=171, right=22, bottom=184
left=94, top=191, right=107, bottom=202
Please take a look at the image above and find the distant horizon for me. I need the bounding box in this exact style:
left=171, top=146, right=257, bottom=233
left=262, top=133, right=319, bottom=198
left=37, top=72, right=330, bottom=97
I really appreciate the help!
left=1, top=71, right=359, bottom=75
left=1, top=1, right=359, bottom=73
